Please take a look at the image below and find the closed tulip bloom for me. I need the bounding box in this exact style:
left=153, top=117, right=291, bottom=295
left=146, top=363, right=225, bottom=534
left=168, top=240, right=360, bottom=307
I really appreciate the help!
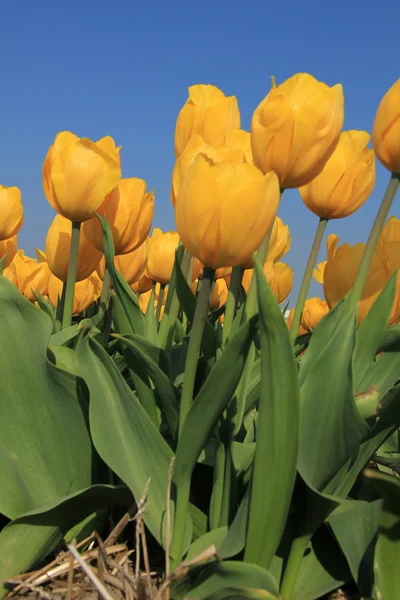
left=83, top=178, right=154, bottom=254
left=48, top=272, right=101, bottom=314
left=171, top=135, right=245, bottom=206
left=46, top=214, right=102, bottom=282
left=175, top=154, right=280, bottom=269
left=210, top=278, right=229, bottom=309
left=0, top=234, right=18, bottom=268
left=43, top=131, right=121, bottom=222
left=299, top=130, right=376, bottom=219
left=198, top=265, right=232, bottom=281
left=313, top=261, right=327, bottom=284
left=95, top=136, right=122, bottom=167
left=139, top=283, right=167, bottom=313
left=372, top=78, right=400, bottom=173
left=97, top=240, right=148, bottom=285
left=241, top=216, right=291, bottom=268
left=0, top=185, right=24, bottom=240
left=302, top=297, right=329, bottom=331
left=5, top=250, right=51, bottom=302
left=146, top=229, right=180, bottom=284
left=241, top=262, right=275, bottom=294
left=225, top=129, right=254, bottom=163
left=174, top=84, right=241, bottom=158
left=286, top=310, right=308, bottom=336
left=269, top=262, right=294, bottom=303
left=131, top=273, right=153, bottom=294
left=251, top=73, right=344, bottom=188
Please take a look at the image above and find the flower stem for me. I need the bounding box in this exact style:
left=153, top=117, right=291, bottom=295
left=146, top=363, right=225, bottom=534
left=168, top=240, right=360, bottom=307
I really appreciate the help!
left=178, top=267, right=214, bottom=438
left=348, top=172, right=400, bottom=312
left=280, top=533, right=311, bottom=599
left=159, top=248, right=192, bottom=348
left=100, top=268, right=111, bottom=310
left=290, top=218, right=328, bottom=341
left=62, top=221, right=81, bottom=329
left=156, top=283, right=166, bottom=322
left=222, top=266, right=243, bottom=344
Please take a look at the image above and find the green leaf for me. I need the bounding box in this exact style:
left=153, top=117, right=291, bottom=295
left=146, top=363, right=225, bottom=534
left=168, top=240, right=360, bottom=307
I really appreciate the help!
left=186, top=526, right=228, bottom=561
left=218, top=484, right=251, bottom=559
left=366, top=470, right=400, bottom=600
left=244, top=258, right=299, bottom=569
left=76, top=332, right=189, bottom=547
left=50, top=324, right=79, bottom=347
left=379, top=324, right=400, bottom=352
left=144, top=288, right=159, bottom=345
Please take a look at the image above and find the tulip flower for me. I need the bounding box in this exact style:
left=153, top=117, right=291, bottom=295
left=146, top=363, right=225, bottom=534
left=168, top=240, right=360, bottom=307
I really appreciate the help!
left=171, top=135, right=245, bottom=206
left=95, top=136, right=122, bottom=167
left=145, top=229, right=181, bottom=284
left=372, top=78, right=400, bottom=173
left=225, top=129, right=254, bottom=163
left=175, top=154, right=280, bottom=269
left=251, top=73, right=344, bottom=188
left=287, top=297, right=329, bottom=335
left=0, top=185, right=24, bottom=240
left=174, top=84, right=241, bottom=158
left=241, top=261, right=292, bottom=304
left=83, top=178, right=154, bottom=254
left=42, top=131, right=121, bottom=222
left=299, top=130, right=376, bottom=219
left=139, top=283, right=168, bottom=313
left=131, top=273, right=153, bottom=294
left=241, top=216, right=291, bottom=268
left=210, top=278, right=229, bottom=309
left=313, top=261, right=327, bottom=284
left=4, top=250, right=51, bottom=302
left=45, top=214, right=102, bottom=282
left=48, top=272, right=101, bottom=314
left=97, top=240, right=148, bottom=285
left=0, top=234, right=18, bottom=269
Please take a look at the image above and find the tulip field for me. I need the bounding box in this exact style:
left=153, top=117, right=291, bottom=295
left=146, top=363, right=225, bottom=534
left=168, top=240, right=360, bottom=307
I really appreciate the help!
left=1, top=73, right=400, bottom=600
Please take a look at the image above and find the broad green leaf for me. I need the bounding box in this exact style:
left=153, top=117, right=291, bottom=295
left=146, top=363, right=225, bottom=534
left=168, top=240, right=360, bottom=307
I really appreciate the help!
left=33, top=290, right=56, bottom=326
left=189, top=503, right=208, bottom=540
left=380, top=324, right=400, bottom=352
left=209, top=440, right=236, bottom=529
left=144, top=288, right=158, bottom=345
left=218, top=484, right=251, bottom=559
left=366, top=470, right=400, bottom=600
left=50, top=323, right=79, bottom=347
left=244, top=258, right=299, bottom=569
left=186, top=526, right=228, bottom=561
left=76, top=332, right=189, bottom=547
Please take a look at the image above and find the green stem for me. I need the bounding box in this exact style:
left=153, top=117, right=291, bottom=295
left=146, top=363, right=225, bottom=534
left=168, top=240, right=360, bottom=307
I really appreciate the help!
left=178, top=267, right=214, bottom=438
left=155, top=283, right=166, bottom=322
left=159, top=249, right=192, bottom=348
left=348, top=172, right=400, bottom=312
left=62, top=221, right=81, bottom=329
left=222, top=266, right=243, bottom=345
left=100, top=268, right=111, bottom=310
left=280, top=533, right=311, bottom=599
left=290, top=218, right=328, bottom=341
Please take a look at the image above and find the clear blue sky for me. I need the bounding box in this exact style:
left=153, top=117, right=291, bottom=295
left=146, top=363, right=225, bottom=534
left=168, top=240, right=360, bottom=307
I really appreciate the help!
left=1, top=0, right=399, bottom=303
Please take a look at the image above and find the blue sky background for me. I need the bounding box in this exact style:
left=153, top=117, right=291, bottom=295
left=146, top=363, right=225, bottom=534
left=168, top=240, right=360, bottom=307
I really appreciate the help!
left=1, top=0, right=399, bottom=303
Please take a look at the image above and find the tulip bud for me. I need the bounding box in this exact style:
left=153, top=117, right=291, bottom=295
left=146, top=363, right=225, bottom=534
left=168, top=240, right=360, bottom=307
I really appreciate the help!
left=299, top=131, right=376, bottom=219
left=175, top=154, right=280, bottom=269
left=0, top=185, right=24, bottom=240
left=146, top=229, right=181, bottom=284
left=83, top=178, right=154, bottom=254
left=302, top=297, right=329, bottom=331
left=48, top=272, right=101, bottom=314
left=42, top=131, right=121, bottom=222
left=97, top=241, right=148, bottom=285
left=174, top=84, right=241, bottom=158
left=210, top=278, right=229, bottom=309
left=251, top=73, right=344, bottom=188
left=45, top=214, right=102, bottom=282
left=0, top=234, right=18, bottom=269
left=372, top=78, right=400, bottom=173
left=241, top=216, right=291, bottom=269
left=4, top=250, right=51, bottom=302
left=131, top=273, right=153, bottom=294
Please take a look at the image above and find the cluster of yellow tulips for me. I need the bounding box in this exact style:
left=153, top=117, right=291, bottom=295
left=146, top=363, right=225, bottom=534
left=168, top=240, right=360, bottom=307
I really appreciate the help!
left=0, top=73, right=399, bottom=333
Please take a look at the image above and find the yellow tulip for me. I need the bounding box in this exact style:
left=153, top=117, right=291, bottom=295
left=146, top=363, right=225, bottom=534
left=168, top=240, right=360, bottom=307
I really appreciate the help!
left=45, top=214, right=102, bottom=282
left=225, top=129, right=254, bottom=163
left=131, top=273, right=153, bottom=294
left=83, top=178, right=154, bottom=254
left=4, top=250, right=51, bottom=302
left=97, top=241, right=148, bottom=285
left=287, top=297, right=329, bottom=336
left=48, top=272, right=101, bottom=314
left=372, top=78, right=400, bottom=173
left=95, top=136, right=122, bottom=167
left=0, top=234, right=18, bottom=268
left=241, top=261, right=292, bottom=303
left=175, top=154, right=280, bottom=269
left=171, top=135, right=245, bottom=206
left=286, top=310, right=307, bottom=336
left=210, top=278, right=229, bottom=309
left=299, top=130, right=376, bottom=219
left=146, top=229, right=181, bottom=284
left=313, top=261, right=327, bottom=284
left=174, top=84, right=241, bottom=158
left=139, top=283, right=168, bottom=314
left=42, top=131, right=121, bottom=222
left=241, top=216, right=291, bottom=268
left=0, top=185, right=24, bottom=240
left=251, top=73, right=344, bottom=188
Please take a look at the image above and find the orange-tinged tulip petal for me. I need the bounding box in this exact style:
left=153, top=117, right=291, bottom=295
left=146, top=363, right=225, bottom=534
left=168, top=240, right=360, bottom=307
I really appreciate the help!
left=225, top=129, right=254, bottom=163
left=48, top=272, right=100, bottom=314
left=301, top=297, right=329, bottom=331
left=43, top=131, right=121, bottom=222
left=251, top=73, right=344, bottom=188
left=131, top=273, right=153, bottom=294
left=299, top=130, right=376, bottom=219
left=83, top=178, right=154, bottom=254
left=45, top=215, right=102, bottom=282
left=286, top=309, right=308, bottom=336
left=0, top=185, right=24, bottom=240
left=138, top=283, right=168, bottom=313
left=269, top=262, right=294, bottom=304
left=96, top=136, right=122, bottom=166
left=0, top=234, right=18, bottom=268
left=145, top=229, right=180, bottom=284
left=97, top=241, right=148, bottom=285
left=175, top=154, right=280, bottom=269
left=313, top=261, right=327, bottom=284
left=372, top=78, right=400, bottom=173
left=241, top=216, right=291, bottom=268
left=210, top=278, right=229, bottom=309
left=241, top=261, right=275, bottom=294
left=6, top=250, right=51, bottom=302
left=174, top=84, right=241, bottom=157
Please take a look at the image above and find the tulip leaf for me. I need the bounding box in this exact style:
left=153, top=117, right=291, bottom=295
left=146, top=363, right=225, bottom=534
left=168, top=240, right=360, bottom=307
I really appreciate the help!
left=185, top=526, right=228, bottom=561
left=76, top=331, right=191, bottom=548
left=144, top=288, right=159, bottom=346
left=244, top=257, right=299, bottom=569
left=379, top=324, right=400, bottom=352
left=50, top=323, right=79, bottom=347
left=218, top=483, right=251, bottom=559
left=365, top=470, right=400, bottom=600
